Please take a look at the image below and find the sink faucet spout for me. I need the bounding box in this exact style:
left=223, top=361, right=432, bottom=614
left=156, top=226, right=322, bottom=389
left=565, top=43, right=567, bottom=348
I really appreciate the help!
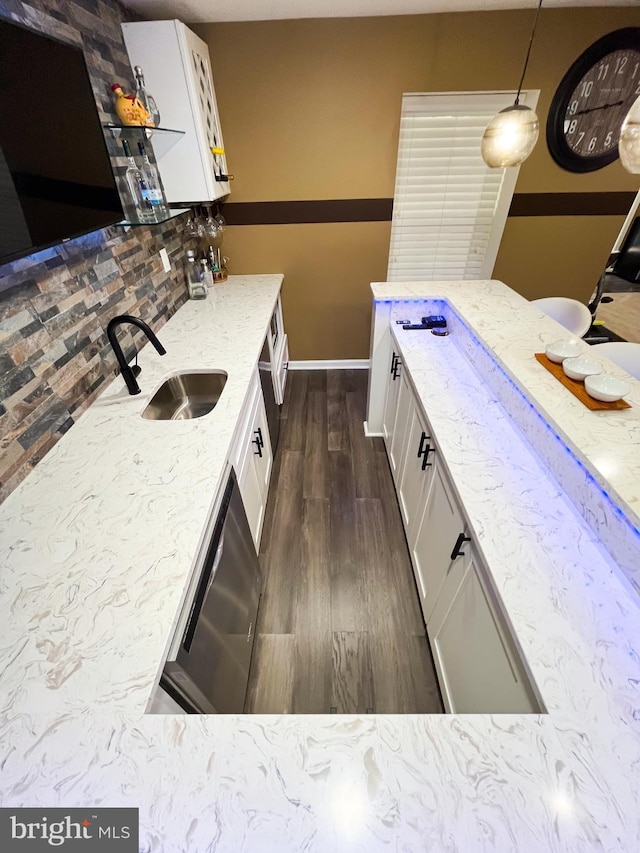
left=107, top=314, right=166, bottom=395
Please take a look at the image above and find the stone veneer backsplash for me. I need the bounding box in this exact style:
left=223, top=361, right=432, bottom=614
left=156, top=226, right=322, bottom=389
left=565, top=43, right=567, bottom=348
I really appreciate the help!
left=0, top=0, right=197, bottom=502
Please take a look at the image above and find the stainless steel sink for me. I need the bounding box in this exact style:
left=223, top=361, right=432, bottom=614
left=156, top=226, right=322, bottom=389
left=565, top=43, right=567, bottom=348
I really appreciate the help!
left=141, top=371, right=228, bottom=420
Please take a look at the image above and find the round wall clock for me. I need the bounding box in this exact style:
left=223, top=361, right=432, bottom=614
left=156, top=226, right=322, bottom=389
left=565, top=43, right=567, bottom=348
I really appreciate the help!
left=546, top=28, right=640, bottom=173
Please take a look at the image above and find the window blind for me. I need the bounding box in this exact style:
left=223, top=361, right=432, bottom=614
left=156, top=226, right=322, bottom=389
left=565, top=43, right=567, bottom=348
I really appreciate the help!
left=387, top=92, right=536, bottom=282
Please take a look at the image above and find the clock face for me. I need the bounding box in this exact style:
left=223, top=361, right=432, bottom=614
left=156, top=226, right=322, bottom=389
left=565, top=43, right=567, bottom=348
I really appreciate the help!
left=546, top=28, right=640, bottom=172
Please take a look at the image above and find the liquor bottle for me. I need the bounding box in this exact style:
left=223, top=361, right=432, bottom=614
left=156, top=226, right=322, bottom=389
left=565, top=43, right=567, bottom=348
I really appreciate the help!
left=137, top=142, right=169, bottom=219
left=111, top=83, right=150, bottom=126
left=185, top=250, right=207, bottom=300
left=134, top=66, right=160, bottom=128
left=200, top=257, right=213, bottom=289
left=121, top=139, right=155, bottom=223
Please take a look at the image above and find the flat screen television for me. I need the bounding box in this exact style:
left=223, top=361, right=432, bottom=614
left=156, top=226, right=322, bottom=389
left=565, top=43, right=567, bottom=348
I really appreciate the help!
left=0, top=18, right=123, bottom=266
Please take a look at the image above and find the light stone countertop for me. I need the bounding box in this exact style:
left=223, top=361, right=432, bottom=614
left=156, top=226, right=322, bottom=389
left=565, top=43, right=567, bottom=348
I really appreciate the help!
left=0, top=277, right=639, bottom=852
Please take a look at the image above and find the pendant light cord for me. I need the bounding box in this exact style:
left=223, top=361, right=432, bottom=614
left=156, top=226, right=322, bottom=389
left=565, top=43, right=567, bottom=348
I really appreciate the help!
left=515, top=0, right=543, bottom=105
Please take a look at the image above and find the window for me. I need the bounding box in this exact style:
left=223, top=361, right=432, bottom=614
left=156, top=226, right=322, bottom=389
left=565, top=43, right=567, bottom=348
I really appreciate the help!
left=387, top=91, right=539, bottom=282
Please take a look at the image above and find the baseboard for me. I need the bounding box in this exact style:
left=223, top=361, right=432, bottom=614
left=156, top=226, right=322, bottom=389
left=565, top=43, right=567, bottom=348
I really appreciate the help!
left=287, top=359, right=370, bottom=370
left=363, top=421, right=384, bottom=438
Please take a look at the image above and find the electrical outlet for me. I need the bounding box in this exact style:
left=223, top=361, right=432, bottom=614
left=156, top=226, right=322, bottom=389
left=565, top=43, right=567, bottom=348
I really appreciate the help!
left=159, top=248, right=171, bottom=273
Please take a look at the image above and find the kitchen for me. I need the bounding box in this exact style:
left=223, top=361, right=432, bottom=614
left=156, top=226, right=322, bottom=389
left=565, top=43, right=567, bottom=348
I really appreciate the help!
left=1, top=0, right=640, bottom=850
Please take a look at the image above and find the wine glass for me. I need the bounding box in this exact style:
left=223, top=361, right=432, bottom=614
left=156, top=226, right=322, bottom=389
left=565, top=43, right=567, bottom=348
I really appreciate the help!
left=214, top=205, right=226, bottom=232
left=202, top=205, right=222, bottom=250
left=186, top=208, right=204, bottom=240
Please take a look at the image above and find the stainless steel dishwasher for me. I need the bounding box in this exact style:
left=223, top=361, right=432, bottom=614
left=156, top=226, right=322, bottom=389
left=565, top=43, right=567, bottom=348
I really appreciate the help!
left=161, top=469, right=261, bottom=713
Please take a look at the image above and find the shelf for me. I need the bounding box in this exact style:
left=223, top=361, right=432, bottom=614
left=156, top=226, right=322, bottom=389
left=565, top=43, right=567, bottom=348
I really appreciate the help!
left=114, top=208, right=191, bottom=229
left=105, top=124, right=185, bottom=159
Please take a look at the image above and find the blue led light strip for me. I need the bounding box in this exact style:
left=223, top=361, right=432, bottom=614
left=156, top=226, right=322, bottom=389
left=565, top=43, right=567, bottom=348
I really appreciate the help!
left=376, top=296, right=640, bottom=543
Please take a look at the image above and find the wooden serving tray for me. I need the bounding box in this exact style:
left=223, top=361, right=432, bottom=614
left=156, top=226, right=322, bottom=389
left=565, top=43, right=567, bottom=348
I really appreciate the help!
left=535, top=353, right=631, bottom=411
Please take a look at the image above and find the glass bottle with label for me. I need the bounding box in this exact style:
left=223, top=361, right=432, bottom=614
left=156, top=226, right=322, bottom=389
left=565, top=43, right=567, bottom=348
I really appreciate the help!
left=137, top=142, right=169, bottom=219
left=185, top=250, right=207, bottom=300
left=121, top=138, right=155, bottom=223
left=134, top=65, right=160, bottom=127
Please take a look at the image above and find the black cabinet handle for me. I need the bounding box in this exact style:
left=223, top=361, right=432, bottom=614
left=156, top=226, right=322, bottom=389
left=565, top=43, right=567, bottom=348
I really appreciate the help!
left=391, top=352, right=401, bottom=380
left=255, top=426, right=264, bottom=449
left=390, top=352, right=397, bottom=375
left=253, top=434, right=263, bottom=457
left=421, top=447, right=435, bottom=470
left=417, top=432, right=430, bottom=457
left=418, top=432, right=435, bottom=468
left=450, top=533, right=471, bottom=561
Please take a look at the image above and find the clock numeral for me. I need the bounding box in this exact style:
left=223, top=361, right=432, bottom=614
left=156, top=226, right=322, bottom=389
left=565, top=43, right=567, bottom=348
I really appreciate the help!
left=605, top=131, right=614, bottom=148
left=568, top=99, right=579, bottom=115
left=588, top=136, right=598, bottom=153
left=597, top=63, right=609, bottom=80
left=633, top=62, right=640, bottom=79
left=636, top=81, right=640, bottom=96
left=577, top=131, right=585, bottom=146
left=567, top=119, right=578, bottom=135
left=615, top=55, right=628, bottom=74
left=580, top=80, right=594, bottom=97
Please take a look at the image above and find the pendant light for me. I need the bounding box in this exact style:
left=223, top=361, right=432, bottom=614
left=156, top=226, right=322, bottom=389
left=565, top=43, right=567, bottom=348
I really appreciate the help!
left=619, top=94, right=640, bottom=174
left=481, top=0, right=543, bottom=168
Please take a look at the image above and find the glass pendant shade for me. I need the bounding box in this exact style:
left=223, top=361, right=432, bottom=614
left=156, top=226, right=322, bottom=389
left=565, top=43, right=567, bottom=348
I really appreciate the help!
left=619, top=94, right=640, bottom=174
left=481, top=104, right=540, bottom=168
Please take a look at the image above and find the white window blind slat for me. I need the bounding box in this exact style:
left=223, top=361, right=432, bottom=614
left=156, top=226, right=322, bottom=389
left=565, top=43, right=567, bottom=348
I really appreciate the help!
left=387, top=91, right=534, bottom=283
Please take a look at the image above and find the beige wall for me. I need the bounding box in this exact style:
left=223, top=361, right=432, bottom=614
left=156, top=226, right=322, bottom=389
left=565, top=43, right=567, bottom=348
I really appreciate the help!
left=195, top=9, right=640, bottom=360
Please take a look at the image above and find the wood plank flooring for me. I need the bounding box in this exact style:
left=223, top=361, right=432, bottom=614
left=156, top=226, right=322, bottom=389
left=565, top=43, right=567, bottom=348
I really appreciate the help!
left=245, top=369, right=443, bottom=714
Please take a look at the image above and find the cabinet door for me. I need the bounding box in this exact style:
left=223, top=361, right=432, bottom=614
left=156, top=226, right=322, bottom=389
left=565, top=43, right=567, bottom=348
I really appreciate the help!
left=238, top=448, right=264, bottom=550
left=121, top=21, right=229, bottom=204
left=410, top=460, right=466, bottom=622
left=235, top=377, right=273, bottom=550
left=397, top=393, right=434, bottom=531
left=429, top=543, right=539, bottom=714
left=382, top=349, right=401, bottom=447
left=274, top=335, right=289, bottom=406
left=253, top=392, right=273, bottom=505
left=181, top=24, right=229, bottom=199
left=388, top=368, right=412, bottom=482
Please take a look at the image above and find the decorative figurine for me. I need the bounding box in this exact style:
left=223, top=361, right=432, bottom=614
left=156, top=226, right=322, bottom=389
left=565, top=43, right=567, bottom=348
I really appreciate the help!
left=110, top=83, right=153, bottom=127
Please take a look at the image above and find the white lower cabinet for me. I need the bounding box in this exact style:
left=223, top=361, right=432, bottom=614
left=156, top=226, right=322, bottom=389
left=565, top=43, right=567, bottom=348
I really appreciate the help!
left=429, top=541, right=539, bottom=713
left=397, top=384, right=437, bottom=533
left=275, top=334, right=289, bottom=405
left=233, top=372, right=273, bottom=549
left=388, top=363, right=412, bottom=483
left=409, top=458, right=464, bottom=622
left=385, top=337, right=540, bottom=714
left=382, top=348, right=401, bottom=447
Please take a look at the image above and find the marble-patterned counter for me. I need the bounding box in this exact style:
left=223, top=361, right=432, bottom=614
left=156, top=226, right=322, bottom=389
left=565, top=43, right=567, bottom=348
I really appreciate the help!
left=0, top=277, right=638, bottom=852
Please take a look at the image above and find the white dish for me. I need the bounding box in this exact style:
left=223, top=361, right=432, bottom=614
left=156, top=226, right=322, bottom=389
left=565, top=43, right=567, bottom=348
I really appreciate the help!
left=545, top=339, right=582, bottom=363
left=562, top=355, right=603, bottom=381
left=585, top=373, right=630, bottom=402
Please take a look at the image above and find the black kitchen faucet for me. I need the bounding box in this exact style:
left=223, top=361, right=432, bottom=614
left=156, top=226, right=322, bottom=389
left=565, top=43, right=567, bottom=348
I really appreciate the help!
left=106, top=315, right=166, bottom=395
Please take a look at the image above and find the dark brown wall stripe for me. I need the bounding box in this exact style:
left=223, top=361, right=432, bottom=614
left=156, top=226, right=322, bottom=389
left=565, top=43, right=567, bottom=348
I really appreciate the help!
left=221, top=198, right=393, bottom=225
left=509, top=192, right=637, bottom=217
left=220, top=192, right=637, bottom=225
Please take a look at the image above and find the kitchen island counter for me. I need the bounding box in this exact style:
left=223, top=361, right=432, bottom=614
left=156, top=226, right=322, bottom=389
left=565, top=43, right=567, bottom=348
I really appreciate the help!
left=0, top=278, right=638, bottom=852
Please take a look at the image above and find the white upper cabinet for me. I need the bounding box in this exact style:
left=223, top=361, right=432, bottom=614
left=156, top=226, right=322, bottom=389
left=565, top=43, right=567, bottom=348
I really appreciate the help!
left=121, top=20, right=230, bottom=204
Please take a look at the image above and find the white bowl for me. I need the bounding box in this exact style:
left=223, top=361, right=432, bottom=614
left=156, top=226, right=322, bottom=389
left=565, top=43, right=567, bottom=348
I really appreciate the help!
left=545, top=339, right=582, bottom=363
left=584, top=373, right=630, bottom=402
left=562, top=355, right=603, bottom=381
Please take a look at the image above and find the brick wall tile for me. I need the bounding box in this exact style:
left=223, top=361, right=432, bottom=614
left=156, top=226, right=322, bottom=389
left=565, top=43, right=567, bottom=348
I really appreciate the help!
left=0, top=0, right=198, bottom=503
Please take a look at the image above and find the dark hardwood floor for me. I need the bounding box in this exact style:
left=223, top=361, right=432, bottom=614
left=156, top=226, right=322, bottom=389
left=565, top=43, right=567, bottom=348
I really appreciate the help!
left=244, top=369, right=444, bottom=714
